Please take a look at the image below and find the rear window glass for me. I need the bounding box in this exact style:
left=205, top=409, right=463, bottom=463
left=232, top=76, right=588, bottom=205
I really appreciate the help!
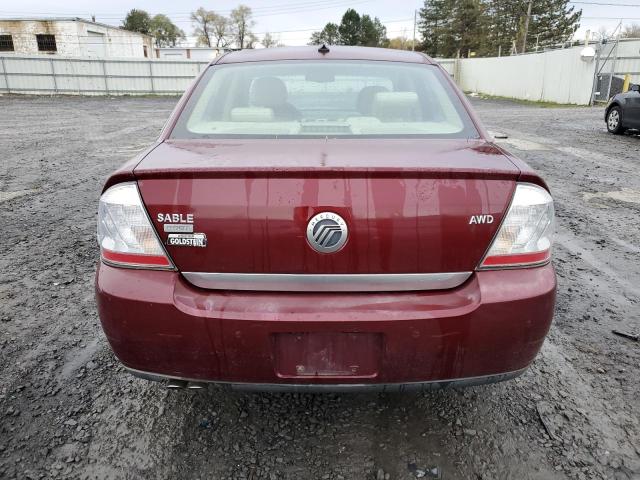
left=170, top=60, right=479, bottom=139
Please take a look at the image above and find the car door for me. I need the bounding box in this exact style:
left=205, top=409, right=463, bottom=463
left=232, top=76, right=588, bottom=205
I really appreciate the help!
left=623, top=87, right=640, bottom=128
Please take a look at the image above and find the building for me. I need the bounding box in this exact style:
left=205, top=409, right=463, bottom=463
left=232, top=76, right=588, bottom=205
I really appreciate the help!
left=155, top=47, right=230, bottom=61
left=0, top=18, right=154, bottom=58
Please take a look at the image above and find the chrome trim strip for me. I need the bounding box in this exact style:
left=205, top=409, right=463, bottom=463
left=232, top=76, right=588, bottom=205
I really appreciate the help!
left=124, top=365, right=527, bottom=392
left=181, top=271, right=472, bottom=292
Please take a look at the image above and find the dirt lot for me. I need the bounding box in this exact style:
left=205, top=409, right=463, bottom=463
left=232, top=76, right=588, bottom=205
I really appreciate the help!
left=0, top=95, right=638, bottom=480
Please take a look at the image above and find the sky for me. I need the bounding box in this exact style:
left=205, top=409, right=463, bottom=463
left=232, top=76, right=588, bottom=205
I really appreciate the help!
left=1, top=0, right=639, bottom=47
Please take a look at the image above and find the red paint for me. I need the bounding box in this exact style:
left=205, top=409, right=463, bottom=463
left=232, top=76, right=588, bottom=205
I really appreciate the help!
left=135, top=139, right=519, bottom=274
left=95, top=47, right=557, bottom=387
left=96, top=263, right=556, bottom=383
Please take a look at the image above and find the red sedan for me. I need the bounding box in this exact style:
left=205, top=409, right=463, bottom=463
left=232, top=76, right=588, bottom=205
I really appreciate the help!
left=95, top=46, right=556, bottom=392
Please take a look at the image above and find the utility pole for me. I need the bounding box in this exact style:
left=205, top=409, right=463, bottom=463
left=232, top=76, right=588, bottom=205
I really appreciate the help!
left=412, top=9, right=417, bottom=51
left=521, top=0, right=532, bottom=54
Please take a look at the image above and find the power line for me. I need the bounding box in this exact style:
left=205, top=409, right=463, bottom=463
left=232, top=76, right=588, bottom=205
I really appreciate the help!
left=0, top=0, right=375, bottom=19
left=570, top=1, right=640, bottom=5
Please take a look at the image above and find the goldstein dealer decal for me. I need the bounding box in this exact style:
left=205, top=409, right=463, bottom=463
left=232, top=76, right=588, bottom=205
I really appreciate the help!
left=167, top=233, right=207, bottom=248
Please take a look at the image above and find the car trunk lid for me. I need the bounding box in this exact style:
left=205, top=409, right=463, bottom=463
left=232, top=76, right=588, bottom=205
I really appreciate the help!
left=135, top=139, right=519, bottom=276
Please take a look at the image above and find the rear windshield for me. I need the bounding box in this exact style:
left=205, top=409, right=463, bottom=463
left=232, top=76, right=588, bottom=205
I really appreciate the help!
left=170, top=60, right=479, bottom=139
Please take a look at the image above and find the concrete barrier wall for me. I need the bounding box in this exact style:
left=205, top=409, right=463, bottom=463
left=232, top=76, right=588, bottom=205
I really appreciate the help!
left=455, top=46, right=597, bottom=105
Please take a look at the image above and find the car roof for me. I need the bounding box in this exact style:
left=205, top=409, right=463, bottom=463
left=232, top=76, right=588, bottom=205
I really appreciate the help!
left=214, top=45, right=435, bottom=65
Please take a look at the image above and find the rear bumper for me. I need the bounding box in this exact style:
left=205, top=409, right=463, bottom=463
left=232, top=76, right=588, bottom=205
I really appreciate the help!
left=96, top=263, right=556, bottom=387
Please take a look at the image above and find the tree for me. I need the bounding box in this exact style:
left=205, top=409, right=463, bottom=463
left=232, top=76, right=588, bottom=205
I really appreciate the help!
left=261, top=32, right=278, bottom=48
left=211, top=14, right=231, bottom=48
left=338, top=9, right=361, bottom=45
left=122, top=9, right=151, bottom=34
left=360, top=15, right=388, bottom=47
left=483, top=0, right=523, bottom=56
left=418, top=0, right=454, bottom=57
left=621, top=23, right=640, bottom=39
left=230, top=5, right=255, bottom=49
left=388, top=36, right=410, bottom=50
left=191, top=7, right=216, bottom=47
left=245, top=33, right=258, bottom=49
left=523, top=0, right=581, bottom=52
left=449, top=0, right=486, bottom=57
left=309, top=23, right=340, bottom=45
left=149, top=14, right=185, bottom=47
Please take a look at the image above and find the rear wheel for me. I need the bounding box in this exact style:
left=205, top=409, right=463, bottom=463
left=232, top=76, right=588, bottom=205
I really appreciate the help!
left=606, top=106, right=626, bottom=134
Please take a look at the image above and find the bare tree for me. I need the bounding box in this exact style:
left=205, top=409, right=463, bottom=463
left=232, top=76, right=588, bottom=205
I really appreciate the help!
left=622, top=23, right=640, bottom=39
left=191, top=7, right=216, bottom=47
left=230, top=5, right=255, bottom=49
left=211, top=14, right=231, bottom=48
left=594, top=26, right=612, bottom=42
left=261, top=32, right=278, bottom=48
left=245, top=33, right=259, bottom=49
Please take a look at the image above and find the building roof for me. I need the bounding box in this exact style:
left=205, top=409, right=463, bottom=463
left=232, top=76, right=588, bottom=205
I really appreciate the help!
left=216, top=45, right=434, bottom=65
left=0, top=17, right=152, bottom=38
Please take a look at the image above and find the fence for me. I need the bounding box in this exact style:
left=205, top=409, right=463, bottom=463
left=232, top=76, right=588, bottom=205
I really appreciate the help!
left=454, top=46, right=597, bottom=105
left=0, top=55, right=210, bottom=95
left=592, top=39, right=640, bottom=102
left=2, top=44, right=640, bottom=104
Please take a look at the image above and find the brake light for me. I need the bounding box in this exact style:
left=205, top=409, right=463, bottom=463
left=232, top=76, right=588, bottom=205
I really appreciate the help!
left=480, top=183, right=554, bottom=269
left=97, top=182, right=173, bottom=269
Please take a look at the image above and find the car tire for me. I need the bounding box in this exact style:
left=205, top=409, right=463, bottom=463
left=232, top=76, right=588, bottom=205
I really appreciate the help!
left=606, top=106, right=625, bottom=134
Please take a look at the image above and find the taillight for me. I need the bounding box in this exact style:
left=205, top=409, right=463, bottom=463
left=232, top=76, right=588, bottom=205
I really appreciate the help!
left=479, top=183, right=554, bottom=269
left=97, top=182, right=173, bottom=269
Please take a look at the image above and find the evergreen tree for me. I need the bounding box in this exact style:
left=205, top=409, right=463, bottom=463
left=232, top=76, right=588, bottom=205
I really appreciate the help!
left=309, top=23, right=340, bottom=45
left=419, top=0, right=581, bottom=57
left=450, top=0, right=487, bottom=57
left=418, top=0, right=454, bottom=57
left=339, top=9, right=361, bottom=45
left=360, top=15, right=388, bottom=47
left=525, top=0, right=581, bottom=51
left=484, top=0, right=523, bottom=56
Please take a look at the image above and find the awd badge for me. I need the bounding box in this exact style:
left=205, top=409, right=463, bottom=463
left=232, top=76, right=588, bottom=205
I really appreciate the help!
left=167, top=233, right=207, bottom=248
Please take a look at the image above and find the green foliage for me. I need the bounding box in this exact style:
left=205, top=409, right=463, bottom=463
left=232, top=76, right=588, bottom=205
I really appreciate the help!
left=419, top=0, right=582, bottom=57
left=309, top=23, right=340, bottom=45
left=387, top=36, right=412, bottom=50
left=360, top=15, right=388, bottom=47
left=418, top=0, right=453, bottom=57
left=338, top=9, right=361, bottom=45
left=122, top=9, right=151, bottom=35
left=309, top=9, right=387, bottom=47
left=149, top=14, right=185, bottom=47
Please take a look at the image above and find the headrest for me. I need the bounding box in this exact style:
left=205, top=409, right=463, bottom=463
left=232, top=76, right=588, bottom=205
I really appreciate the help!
left=371, top=92, right=420, bottom=122
left=230, top=107, right=275, bottom=122
left=251, top=76, right=288, bottom=108
left=356, top=86, right=389, bottom=115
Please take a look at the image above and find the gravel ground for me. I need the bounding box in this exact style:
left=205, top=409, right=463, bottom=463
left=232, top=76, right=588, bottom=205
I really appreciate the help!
left=0, top=95, right=639, bottom=480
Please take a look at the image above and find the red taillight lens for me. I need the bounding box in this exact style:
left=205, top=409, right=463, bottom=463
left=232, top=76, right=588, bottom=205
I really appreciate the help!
left=97, top=182, right=173, bottom=270
left=480, top=183, right=554, bottom=269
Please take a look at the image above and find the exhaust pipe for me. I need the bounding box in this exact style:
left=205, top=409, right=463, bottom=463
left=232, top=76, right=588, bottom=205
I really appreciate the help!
left=166, top=379, right=187, bottom=389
